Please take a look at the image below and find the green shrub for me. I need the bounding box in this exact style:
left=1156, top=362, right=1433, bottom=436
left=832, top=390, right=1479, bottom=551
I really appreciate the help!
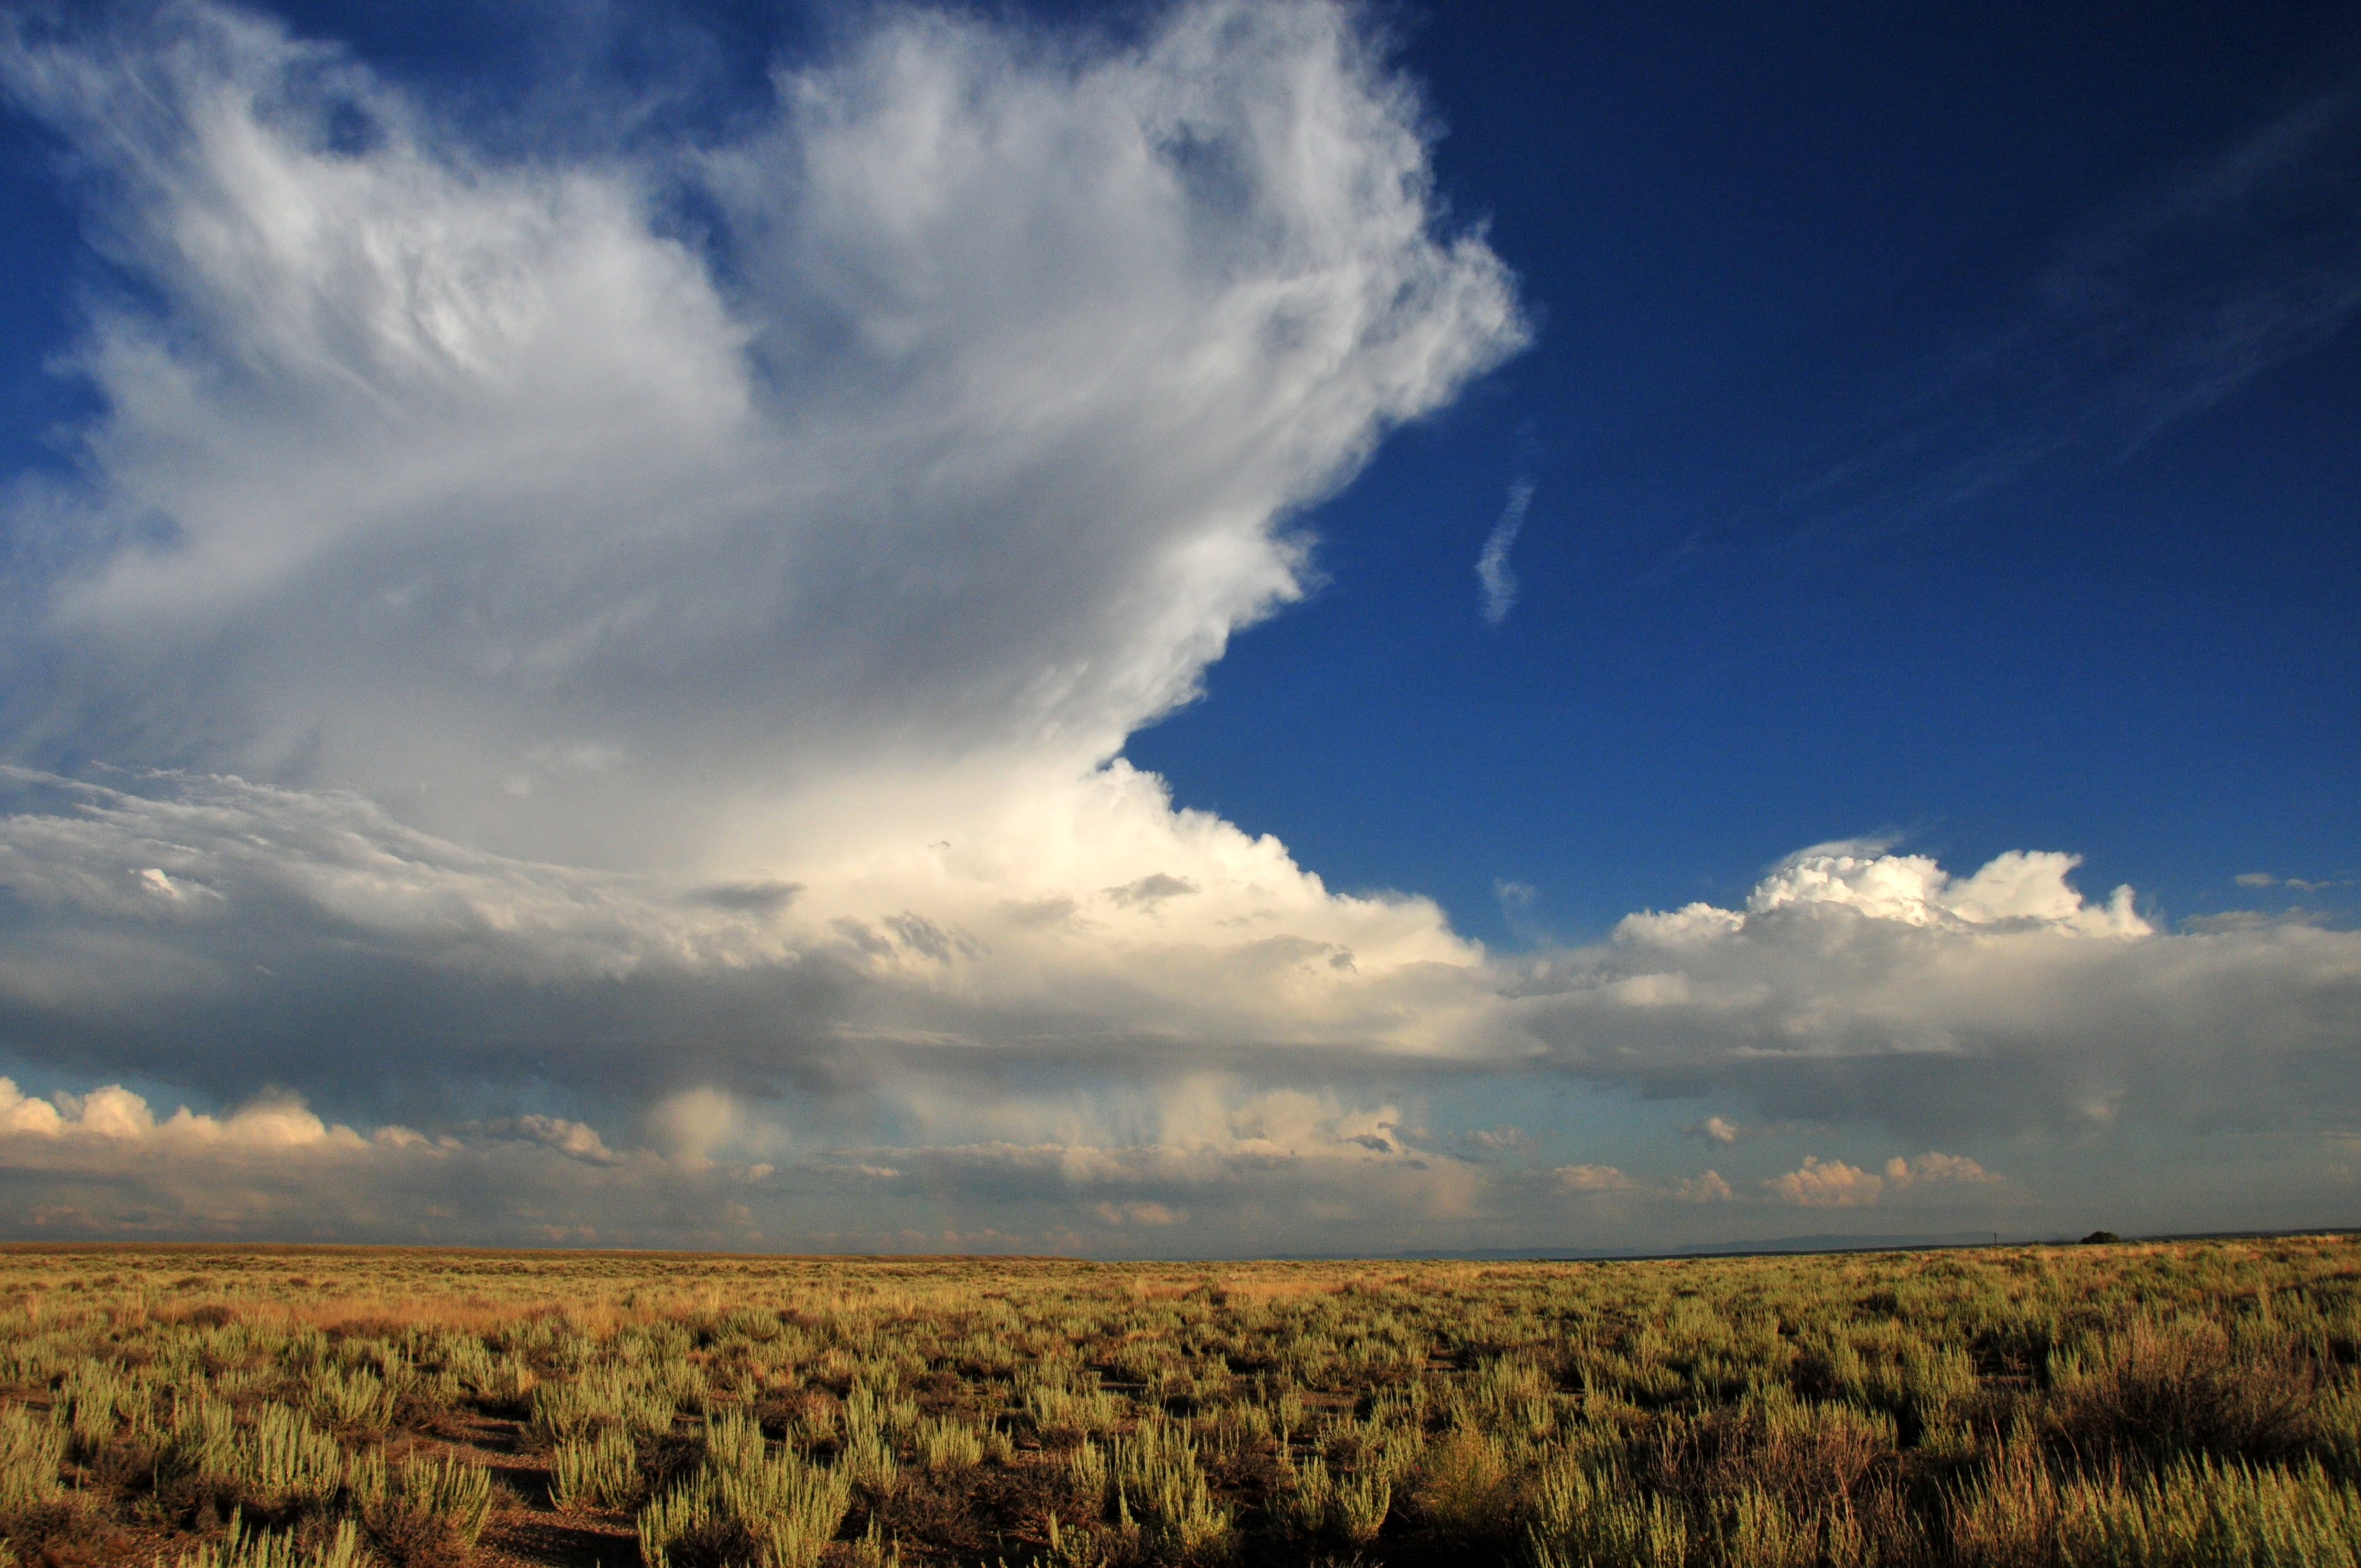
left=2046, top=1314, right=2321, bottom=1462
left=1105, top=1417, right=1232, bottom=1558
left=1281, top=1453, right=1334, bottom=1538
left=8, top=1232, right=2360, bottom=1568
left=57, top=1361, right=131, bottom=1458
left=918, top=1415, right=984, bottom=1473
left=530, top=1360, right=683, bottom=1444
left=1953, top=1442, right=2361, bottom=1567
left=166, top=1393, right=240, bottom=1480
left=0, top=1404, right=65, bottom=1511
left=175, top=1509, right=363, bottom=1568
left=1335, top=1466, right=1391, bottom=1547
left=1525, top=1458, right=1690, bottom=1568
left=341, top=1446, right=388, bottom=1510
left=372, top=1452, right=494, bottom=1549
left=638, top=1447, right=851, bottom=1568
left=840, top=1427, right=897, bottom=1495
left=2057, top=1455, right=2361, bottom=1566
left=551, top=1426, right=639, bottom=1510
left=1415, top=1425, right=1520, bottom=1542
left=703, top=1407, right=767, bottom=1473
left=243, top=1402, right=344, bottom=1501
left=305, top=1362, right=394, bottom=1432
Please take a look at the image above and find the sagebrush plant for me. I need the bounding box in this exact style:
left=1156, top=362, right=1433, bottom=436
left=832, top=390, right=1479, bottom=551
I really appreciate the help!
left=389, top=1451, right=494, bottom=1545
left=174, top=1509, right=365, bottom=1568
left=549, top=1424, right=639, bottom=1509
left=244, top=1401, right=344, bottom=1501
left=0, top=1403, right=64, bottom=1513
left=638, top=1409, right=852, bottom=1568
left=0, top=1235, right=2355, bottom=1565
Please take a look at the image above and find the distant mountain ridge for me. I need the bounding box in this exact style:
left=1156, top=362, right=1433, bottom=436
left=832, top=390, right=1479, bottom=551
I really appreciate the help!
left=1390, top=1233, right=2020, bottom=1261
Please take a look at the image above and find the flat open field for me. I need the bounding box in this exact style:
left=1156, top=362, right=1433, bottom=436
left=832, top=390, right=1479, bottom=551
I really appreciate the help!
left=1, top=1237, right=2357, bottom=1567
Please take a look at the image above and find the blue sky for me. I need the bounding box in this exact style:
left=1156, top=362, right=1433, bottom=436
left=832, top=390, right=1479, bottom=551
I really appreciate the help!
left=1130, top=0, right=2361, bottom=947
left=0, top=0, right=2353, bottom=1254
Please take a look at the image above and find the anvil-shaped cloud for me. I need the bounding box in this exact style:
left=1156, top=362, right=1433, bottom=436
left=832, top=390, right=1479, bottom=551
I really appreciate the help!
left=1, top=0, right=1519, bottom=875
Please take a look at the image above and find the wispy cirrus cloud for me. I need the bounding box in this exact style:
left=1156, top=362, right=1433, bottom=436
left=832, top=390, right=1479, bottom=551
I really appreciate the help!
left=1743, top=83, right=2361, bottom=554
left=1476, top=480, right=1533, bottom=624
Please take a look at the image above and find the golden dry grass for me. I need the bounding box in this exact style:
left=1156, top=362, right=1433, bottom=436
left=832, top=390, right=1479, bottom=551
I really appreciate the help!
left=0, top=1235, right=2355, bottom=1566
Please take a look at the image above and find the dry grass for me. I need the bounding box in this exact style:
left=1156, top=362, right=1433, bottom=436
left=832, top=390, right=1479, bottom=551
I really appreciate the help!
left=0, top=1237, right=2353, bottom=1565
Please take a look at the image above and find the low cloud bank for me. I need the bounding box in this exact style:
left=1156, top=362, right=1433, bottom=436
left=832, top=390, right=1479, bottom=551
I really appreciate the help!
left=0, top=1066, right=2048, bottom=1253
left=1506, top=844, right=2358, bottom=1141
left=4, top=772, right=2353, bottom=1246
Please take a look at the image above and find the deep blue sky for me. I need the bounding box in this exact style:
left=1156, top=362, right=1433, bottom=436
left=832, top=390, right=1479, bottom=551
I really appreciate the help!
left=3, top=1, right=2353, bottom=952
left=1130, top=0, right=2361, bottom=944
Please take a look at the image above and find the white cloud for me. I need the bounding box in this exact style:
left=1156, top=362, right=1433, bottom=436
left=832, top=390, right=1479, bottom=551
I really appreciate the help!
left=0, top=0, right=1523, bottom=880
left=487, top=1115, right=621, bottom=1166
left=806, top=1081, right=1491, bottom=1248
left=0, top=763, right=1501, bottom=1104
left=1508, top=845, right=2361, bottom=1139
left=1742, top=845, right=2148, bottom=934
left=2178, top=908, right=2335, bottom=934
left=1765, top=1155, right=1883, bottom=1208
left=1686, top=1115, right=1742, bottom=1145
left=1672, top=1170, right=1734, bottom=1203
left=1890, top=1151, right=1996, bottom=1186
left=1763, top=1150, right=1998, bottom=1208
left=3, top=742, right=2357, bottom=1243
left=0, top=0, right=1530, bottom=1147
left=651, top=1088, right=741, bottom=1165
left=1095, top=1201, right=1185, bottom=1227
left=0, top=1074, right=823, bottom=1246
left=0, top=1076, right=374, bottom=1150
left=1476, top=480, right=1532, bottom=625
left=1552, top=1162, right=1637, bottom=1193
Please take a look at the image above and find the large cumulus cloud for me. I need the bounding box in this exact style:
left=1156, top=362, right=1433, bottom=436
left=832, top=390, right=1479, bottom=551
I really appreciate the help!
left=0, top=0, right=1520, bottom=873
left=0, top=0, right=1522, bottom=1228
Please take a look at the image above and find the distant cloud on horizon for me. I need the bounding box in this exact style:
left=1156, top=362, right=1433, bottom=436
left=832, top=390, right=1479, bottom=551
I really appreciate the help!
left=1, top=765, right=2353, bottom=1250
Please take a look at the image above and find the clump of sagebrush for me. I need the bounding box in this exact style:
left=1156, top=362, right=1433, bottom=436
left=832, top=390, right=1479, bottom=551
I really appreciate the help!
left=0, top=1401, right=65, bottom=1511
left=2040, top=1309, right=2329, bottom=1463
left=1949, top=1440, right=2361, bottom=1568
left=174, top=1507, right=365, bottom=1568
left=1410, top=1424, right=1520, bottom=1541
left=1, top=1234, right=2357, bottom=1566
left=638, top=1407, right=851, bottom=1568
left=550, top=1424, right=640, bottom=1509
